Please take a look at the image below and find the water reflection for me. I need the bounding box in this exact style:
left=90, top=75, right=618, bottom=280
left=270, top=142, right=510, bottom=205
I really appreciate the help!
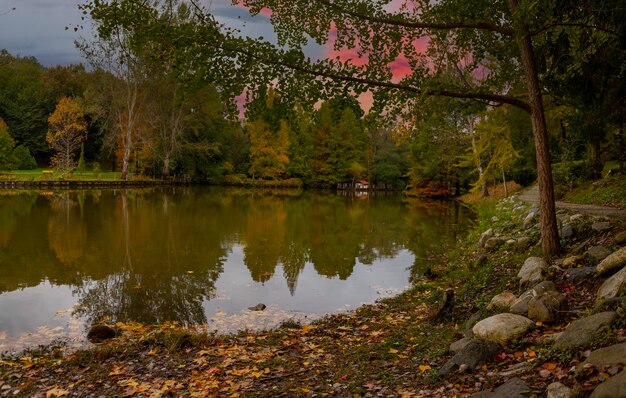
left=0, top=188, right=473, bottom=349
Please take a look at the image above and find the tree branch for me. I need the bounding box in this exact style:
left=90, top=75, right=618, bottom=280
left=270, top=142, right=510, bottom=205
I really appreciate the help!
left=530, top=22, right=622, bottom=38
left=313, top=0, right=515, bottom=36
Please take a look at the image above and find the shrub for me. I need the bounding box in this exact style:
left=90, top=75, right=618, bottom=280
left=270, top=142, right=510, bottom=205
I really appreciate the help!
left=13, top=145, right=37, bottom=170
left=552, top=160, right=587, bottom=198
left=509, top=168, right=537, bottom=187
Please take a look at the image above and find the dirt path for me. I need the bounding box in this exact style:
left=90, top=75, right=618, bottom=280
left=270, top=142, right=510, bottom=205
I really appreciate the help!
left=517, top=184, right=626, bottom=218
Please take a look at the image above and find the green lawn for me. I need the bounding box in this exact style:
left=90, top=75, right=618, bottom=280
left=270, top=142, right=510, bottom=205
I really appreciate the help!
left=0, top=168, right=124, bottom=181
left=564, top=174, right=626, bottom=208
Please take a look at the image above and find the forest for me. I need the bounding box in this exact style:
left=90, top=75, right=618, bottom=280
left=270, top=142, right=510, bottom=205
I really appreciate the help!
left=0, top=1, right=624, bottom=249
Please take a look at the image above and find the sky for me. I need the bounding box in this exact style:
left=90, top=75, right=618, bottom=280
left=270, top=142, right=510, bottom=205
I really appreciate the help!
left=0, top=0, right=291, bottom=66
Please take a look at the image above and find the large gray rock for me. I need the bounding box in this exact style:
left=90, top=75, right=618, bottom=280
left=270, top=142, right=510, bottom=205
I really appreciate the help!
left=560, top=224, right=574, bottom=239
left=471, top=378, right=530, bottom=398
left=592, top=222, right=612, bottom=233
left=472, top=313, right=534, bottom=345
left=581, top=342, right=626, bottom=369
left=510, top=281, right=557, bottom=315
left=518, top=257, right=548, bottom=287
left=438, top=338, right=500, bottom=375
left=488, top=291, right=518, bottom=310
left=485, top=237, right=504, bottom=251
left=517, top=236, right=531, bottom=250
left=563, top=266, right=596, bottom=282
left=596, top=266, right=626, bottom=301
left=590, top=370, right=626, bottom=398
left=586, top=246, right=612, bottom=265
left=478, top=229, right=494, bottom=247
left=593, top=297, right=626, bottom=314
left=523, top=212, right=537, bottom=229
left=449, top=336, right=472, bottom=354
left=563, top=254, right=584, bottom=268
left=554, top=311, right=617, bottom=350
left=596, top=246, right=626, bottom=275
left=528, top=291, right=568, bottom=323
left=547, top=382, right=576, bottom=398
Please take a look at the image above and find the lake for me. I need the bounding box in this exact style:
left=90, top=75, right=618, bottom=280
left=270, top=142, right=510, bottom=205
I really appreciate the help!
left=0, top=187, right=474, bottom=351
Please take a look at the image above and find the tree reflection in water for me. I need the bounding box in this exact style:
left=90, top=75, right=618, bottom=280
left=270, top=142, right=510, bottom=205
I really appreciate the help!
left=0, top=187, right=474, bottom=328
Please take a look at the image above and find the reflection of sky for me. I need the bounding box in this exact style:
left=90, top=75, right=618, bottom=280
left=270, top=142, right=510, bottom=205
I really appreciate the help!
left=0, top=0, right=327, bottom=66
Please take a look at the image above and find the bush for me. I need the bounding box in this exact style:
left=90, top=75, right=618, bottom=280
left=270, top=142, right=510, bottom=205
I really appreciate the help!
left=13, top=145, right=37, bottom=170
left=552, top=160, right=587, bottom=198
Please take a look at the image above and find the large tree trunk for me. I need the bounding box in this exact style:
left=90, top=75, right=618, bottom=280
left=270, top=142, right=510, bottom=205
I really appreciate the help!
left=508, top=0, right=560, bottom=255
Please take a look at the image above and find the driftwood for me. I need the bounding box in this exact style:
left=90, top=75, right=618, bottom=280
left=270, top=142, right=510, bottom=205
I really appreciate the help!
left=428, top=289, right=454, bottom=320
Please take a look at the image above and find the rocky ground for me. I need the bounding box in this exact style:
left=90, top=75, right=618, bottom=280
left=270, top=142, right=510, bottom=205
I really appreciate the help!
left=1, top=192, right=625, bottom=397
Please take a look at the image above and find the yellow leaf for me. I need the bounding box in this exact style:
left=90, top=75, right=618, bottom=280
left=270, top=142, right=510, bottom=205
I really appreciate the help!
left=389, top=348, right=399, bottom=354
left=527, top=350, right=536, bottom=357
left=535, top=321, right=543, bottom=326
left=46, top=387, right=69, bottom=398
left=418, top=365, right=431, bottom=373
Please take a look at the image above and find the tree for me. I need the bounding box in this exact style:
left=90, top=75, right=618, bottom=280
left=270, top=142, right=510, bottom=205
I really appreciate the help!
left=13, top=145, right=37, bottom=170
left=0, top=118, right=16, bottom=170
left=46, top=97, right=88, bottom=169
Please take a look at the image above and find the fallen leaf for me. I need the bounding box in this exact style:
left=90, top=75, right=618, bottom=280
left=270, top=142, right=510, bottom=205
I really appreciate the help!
left=418, top=365, right=431, bottom=373
left=46, top=387, right=69, bottom=397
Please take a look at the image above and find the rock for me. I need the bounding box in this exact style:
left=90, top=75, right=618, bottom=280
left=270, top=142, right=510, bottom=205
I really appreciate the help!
left=488, top=292, right=518, bottom=310
left=485, top=237, right=504, bottom=251
left=554, top=311, right=617, bottom=350
left=592, top=222, right=612, bottom=233
left=560, top=224, right=574, bottom=239
left=510, top=281, right=557, bottom=315
left=563, top=254, right=584, bottom=268
left=570, top=214, right=584, bottom=222
left=248, top=303, right=267, bottom=311
left=615, top=231, right=626, bottom=245
left=475, top=254, right=489, bottom=267
left=438, top=338, right=501, bottom=375
left=581, top=343, right=626, bottom=369
left=593, top=297, right=626, bottom=314
left=590, top=370, right=626, bottom=398
left=597, top=266, right=626, bottom=301
left=478, top=229, right=494, bottom=247
left=523, top=212, right=537, bottom=229
left=491, top=216, right=499, bottom=222
left=465, top=311, right=483, bottom=332
left=547, top=382, right=575, bottom=398
left=449, top=337, right=472, bottom=354
left=472, top=313, right=534, bottom=345
left=596, top=246, right=626, bottom=275
left=518, top=257, right=548, bottom=287
left=516, top=237, right=531, bottom=249
left=563, top=266, right=596, bottom=282
left=506, top=239, right=516, bottom=246
left=586, top=246, right=612, bottom=265
left=471, top=377, right=530, bottom=398
left=528, top=291, right=568, bottom=323
left=87, top=325, right=118, bottom=343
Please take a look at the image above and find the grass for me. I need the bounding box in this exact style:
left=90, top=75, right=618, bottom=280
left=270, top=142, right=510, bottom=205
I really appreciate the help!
left=564, top=174, right=626, bottom=208
left=0, top=168, right=144, bottom=182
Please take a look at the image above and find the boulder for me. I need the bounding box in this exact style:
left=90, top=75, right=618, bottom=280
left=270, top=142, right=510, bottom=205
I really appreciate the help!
left=472, top=313, right=534, bottom=345
left=248, top=303, right=267, bottom=311
left=518, top=257, right=548, bottom=287
left=478, top=229, right=494, bottom=247
left=592, top=297, right=626, bottom=314
left=596, top=266, right=626, bottom=301
left=586, top=246, right=612, bottom=265
left=560, top=224, right=574, bottom=239
left=471, top=377, right=530, bottom=398
left=523, top=212, right=537, bottom=229
left=590, top=370, right=626, bottom=398
left=487, top=291, right=518, bottom=310
left=510, top=281, right=557, bottom=315
left=491, top=216, right=499, bottom=223
left=439, top=338, right=501, bottom=376
left=554, top=311, right=617, bottom=350
left=563, top=254, right=584, bottom=268
left=485, top=237, right=504, bottom=251
left=563, top=266, right=596, bottom=282
left=581, top=342, right=626, bottom=369
left=547, top=382, right=576, bottom=398
left=516, top=237, right=531, bottom=250
left=570, top=214, right=584, bottom=222
left=449, top=336, right=472, bottom=354
left=528, top=291, right=568, bottom=323
left=87, top=325, right=118, bottom=343
left=615, top=231, right=626, bottom=245
left=592, top=222, right=612, bottom=233
left=596, top=246, right=626, bottom=275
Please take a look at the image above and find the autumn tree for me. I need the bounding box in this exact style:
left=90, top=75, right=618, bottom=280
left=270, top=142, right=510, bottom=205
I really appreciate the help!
left=0, top=118, right=16, bottom=170
left=46, top=97, right=88, bottom=170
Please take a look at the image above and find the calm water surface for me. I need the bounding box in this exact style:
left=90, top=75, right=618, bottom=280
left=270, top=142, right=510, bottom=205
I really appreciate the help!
left=0, top=187, right=473, bottom=351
